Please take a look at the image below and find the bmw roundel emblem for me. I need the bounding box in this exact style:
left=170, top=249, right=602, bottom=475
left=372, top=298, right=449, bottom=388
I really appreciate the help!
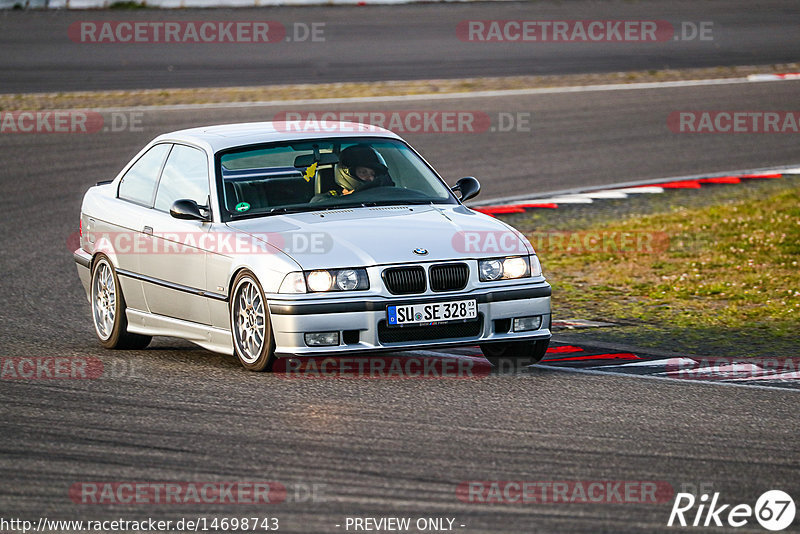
left=413, top=248, right=428, bottom=255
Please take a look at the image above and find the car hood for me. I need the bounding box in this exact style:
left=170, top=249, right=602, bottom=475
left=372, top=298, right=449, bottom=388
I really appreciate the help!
left=225, top=205, right=532, bottom=269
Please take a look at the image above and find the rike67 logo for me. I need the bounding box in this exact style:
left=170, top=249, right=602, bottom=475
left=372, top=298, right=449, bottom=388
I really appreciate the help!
left=668, top=490, right=795, bottom=531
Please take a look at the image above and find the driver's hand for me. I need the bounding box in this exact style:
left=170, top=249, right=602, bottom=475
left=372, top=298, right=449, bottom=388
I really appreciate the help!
left=342, top=188, right=354, bottom=195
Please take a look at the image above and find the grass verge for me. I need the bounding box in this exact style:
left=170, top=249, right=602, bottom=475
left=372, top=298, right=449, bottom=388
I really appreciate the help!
left=504, top=180, right=800, bottom=358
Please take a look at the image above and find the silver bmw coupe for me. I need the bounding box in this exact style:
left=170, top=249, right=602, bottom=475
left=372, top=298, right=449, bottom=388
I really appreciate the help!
left=73, top=122, right=551, bottom=371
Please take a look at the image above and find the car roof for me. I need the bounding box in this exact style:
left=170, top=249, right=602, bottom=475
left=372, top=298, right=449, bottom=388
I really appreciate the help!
left=153, top=121, right=403, bottom=153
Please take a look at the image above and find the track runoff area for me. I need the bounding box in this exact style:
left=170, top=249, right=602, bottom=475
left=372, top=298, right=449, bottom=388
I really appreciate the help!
left=217, top=164, right=799, bottom=389
left=460, top=163, right=798, bottom=391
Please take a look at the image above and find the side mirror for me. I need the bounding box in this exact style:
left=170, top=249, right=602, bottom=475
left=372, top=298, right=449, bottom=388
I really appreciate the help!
left=170, top=199, right=208, bottom=221
left=452, top=176, right=481, bottom=202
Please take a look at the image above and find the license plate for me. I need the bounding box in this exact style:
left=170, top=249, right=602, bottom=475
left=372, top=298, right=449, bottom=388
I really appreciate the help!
left=387, top=299, right=477, bottom=326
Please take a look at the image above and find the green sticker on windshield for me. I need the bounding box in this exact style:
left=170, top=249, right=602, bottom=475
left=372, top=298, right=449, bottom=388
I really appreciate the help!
left=235, top=202, right=251, bottom=212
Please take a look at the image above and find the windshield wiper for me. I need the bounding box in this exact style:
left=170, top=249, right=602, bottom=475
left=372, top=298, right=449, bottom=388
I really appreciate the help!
left=354, top=199, right=433, bottom=208
left=266, top=206, right=317, bottom=215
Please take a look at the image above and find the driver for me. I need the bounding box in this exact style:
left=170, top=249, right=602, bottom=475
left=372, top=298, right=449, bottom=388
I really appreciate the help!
left=314, top=144, right=394, bottom=201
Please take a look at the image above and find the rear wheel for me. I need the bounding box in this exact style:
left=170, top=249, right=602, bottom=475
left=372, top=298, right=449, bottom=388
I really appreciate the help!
left=90, top=255, right=151, bottom=350
left=480, top=339, right=550, bottom=369
left=230, top=271, right=276, bottom=371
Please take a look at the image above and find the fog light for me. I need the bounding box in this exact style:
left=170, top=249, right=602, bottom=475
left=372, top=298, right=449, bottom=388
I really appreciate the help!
left=513, top=316, right=541, bottom=332
left=304, top=332, right=340, bottom=346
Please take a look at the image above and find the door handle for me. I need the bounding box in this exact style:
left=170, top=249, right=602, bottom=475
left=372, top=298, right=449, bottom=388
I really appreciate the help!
left=143, top=226, right=153, bottom=235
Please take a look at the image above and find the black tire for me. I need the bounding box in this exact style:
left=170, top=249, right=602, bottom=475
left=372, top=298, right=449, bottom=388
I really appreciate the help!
left=480, top=339, right=550, bottom=369
left=230, top=270, right=276, bottom=371
left=90, top=254, right=152, bottom=350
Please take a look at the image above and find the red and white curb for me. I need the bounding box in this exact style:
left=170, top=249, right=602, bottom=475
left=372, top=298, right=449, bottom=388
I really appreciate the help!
left=423, top=343, right=800, bottom=390
left=536, top=343, right=800, bottom=391
left=747, top=73, right=800, bottom=81
left=471, top=166, right=800, bottom=216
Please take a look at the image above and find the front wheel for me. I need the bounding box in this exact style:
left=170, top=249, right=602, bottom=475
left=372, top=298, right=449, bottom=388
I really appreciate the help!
left=230, top=271, right=276, bottom=371
left=480, top=339, right=550, bottom=368
left=90, top=255, right=151, bottom=350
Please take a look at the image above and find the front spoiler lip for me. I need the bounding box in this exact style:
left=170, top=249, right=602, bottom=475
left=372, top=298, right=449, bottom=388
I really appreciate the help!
left=273, top=332, right=552, bottom=358
left=268, top=284, right=551, bottom=315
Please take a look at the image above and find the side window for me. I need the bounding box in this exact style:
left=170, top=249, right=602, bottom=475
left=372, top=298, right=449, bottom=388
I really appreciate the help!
left=154, top=145, right=210, bottom=212
left=118, top=144, right=171, bottom=206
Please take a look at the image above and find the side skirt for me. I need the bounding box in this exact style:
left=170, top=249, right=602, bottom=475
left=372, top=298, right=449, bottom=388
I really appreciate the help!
left=126, top=309, right=234, bottom=356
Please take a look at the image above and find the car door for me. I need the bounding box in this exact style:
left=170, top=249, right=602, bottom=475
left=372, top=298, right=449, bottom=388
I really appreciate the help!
left=139, top=143, right=212, bottom=325
left=106, top=142, right=172, bottom=312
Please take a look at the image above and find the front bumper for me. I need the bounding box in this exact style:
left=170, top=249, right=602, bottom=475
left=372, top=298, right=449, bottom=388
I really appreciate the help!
left=267, top=283, right=551, bottom=357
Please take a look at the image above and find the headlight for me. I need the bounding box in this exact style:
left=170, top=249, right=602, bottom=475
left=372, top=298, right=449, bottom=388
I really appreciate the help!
left=335, top=269, right=360, bottom=290
left=305, top=268, right=369, bottom=292
left=503, top=257, right=528, bottom=278
left=479, top=256, right=531, bottom=281
left=307, top=270, right=333, bottom=292
left=479, top=259, right=503, bottom=281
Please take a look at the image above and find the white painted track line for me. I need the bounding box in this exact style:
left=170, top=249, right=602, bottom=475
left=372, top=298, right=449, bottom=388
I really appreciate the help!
left=613, top=186, right=665, bottom=194
left=585, top=358, right=695, bottom=369
left=515, top=196, right=594, bottom=204
left=576, top=191, right=630, bottom=199
left=86, top=75, right=800, bottom=113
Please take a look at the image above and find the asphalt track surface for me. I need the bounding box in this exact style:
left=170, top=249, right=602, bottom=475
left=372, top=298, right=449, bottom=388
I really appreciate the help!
left=1, top=78, right=799, bottom=532
left=2, top=0, right=800, bottom=93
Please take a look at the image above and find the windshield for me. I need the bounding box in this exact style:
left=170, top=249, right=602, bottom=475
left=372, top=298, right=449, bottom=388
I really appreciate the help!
left=217, top=138, right=456, bottom=219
